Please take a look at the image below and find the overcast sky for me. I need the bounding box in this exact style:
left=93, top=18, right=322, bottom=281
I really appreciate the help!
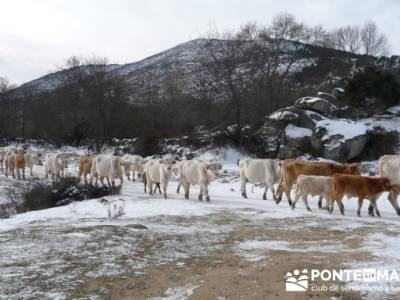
left=1, top=0, right=399, bottom=84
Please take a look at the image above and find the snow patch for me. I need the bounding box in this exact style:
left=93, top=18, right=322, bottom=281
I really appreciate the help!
left=285, top=124, right=312, bottom=139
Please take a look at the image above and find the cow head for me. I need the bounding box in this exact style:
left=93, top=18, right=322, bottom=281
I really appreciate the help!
left=345, top=163, right=360, bottom=175
left=205, top=163, right=223, bottom=176
left=159, top=159, right=176, bottom=173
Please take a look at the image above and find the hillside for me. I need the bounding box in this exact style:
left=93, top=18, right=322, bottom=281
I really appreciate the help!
left=11, top=38, right=400, bottom=102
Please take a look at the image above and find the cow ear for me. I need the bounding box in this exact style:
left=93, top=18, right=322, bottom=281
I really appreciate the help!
left=206, top=164, right=210, bottom=169
left=159, top=159, right=164, bottom=164
left=172, top=160, right=176, bottom=164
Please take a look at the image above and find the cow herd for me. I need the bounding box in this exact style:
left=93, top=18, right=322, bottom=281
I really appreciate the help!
left=1, top=147, right=400, bottom=217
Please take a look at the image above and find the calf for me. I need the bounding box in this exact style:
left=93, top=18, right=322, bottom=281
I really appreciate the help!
left=239, top=158, right=281, bottom=201
left=178, top=160, right=222, bottom=202
left=79, top=155, right=93, bottom=184
left=145, top=159, right=176, bottom=199
left=45, top=154, right=67, bottom=181
left=90, top=155, right=124, bottom=186
left=330, top=174, right=399, bottom=217
left=293, top=175, right=331, bottom=211
left=277, top=159, right=360, bottom=206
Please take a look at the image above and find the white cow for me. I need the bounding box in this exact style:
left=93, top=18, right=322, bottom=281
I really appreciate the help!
left=144, top=159, right=176, bottom=199
left=293, top=175, right=331, bottom=211
left=90, top=155, right=124, bottom=186
left=239, top=158, right=281, bottom=201
left=178, top=160, right=222, bottom=202
left=121, top=154, right=145, bottom=181
left=44, top=153, right=67, bottom=181
left=24, top=152, right=42, bottom=177
left=378, top=155, right=400, bottom=215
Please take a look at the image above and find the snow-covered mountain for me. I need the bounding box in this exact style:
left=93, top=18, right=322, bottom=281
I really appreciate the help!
left=11, top=38, right=399, bottom=102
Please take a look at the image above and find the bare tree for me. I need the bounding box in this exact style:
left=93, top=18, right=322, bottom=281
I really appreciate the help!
left=0, top=77, right=17, bottom=94
left=361, top=21, right=389, bottom=56
left=329, top=25, right=361, bottom=53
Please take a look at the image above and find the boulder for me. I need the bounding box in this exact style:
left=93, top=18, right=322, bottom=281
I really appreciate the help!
left=279, top=124, right=313, bottom=159
left=268, top=106, right=326, bottom=130
left=295, top=97, right=338, bottom=116
left=311, top=119, right=367, bottom=162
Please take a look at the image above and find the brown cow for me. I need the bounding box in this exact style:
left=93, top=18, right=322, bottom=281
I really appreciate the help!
left=277, top=159, right=360, bottom=206
left=143, top=171, right=161, bottom=194
left=4, top=149, right=26, bottom=179
left=330, top=174, right=400, bottom=217
left=79, top=155, right=93, bottom=184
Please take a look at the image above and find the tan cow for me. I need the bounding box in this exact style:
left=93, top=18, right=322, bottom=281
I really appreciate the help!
left=330, top=174, right=400, bottom=217
left=277, top=159, right=360, bottom=206
left=4, top=149, right=26, bottom=179
left=79, top=155, right=93, bottom=184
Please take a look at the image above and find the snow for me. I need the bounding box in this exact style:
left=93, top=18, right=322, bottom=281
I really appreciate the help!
left=387, top=105, right=400, bottom=115
left=269, top=110, right=299, bottom=120
left=151, top=283, right=199, bottom=300
left=316, top=119, right=368, bottom=141
left=285, top=124, right=312, bottom=139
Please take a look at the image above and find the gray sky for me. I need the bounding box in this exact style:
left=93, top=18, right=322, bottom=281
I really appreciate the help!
left=1, top=0, right=399, bottom=84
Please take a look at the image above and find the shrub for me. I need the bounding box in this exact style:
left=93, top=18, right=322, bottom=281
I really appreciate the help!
left=341, top=66, right=400, bottom=111
left=5, top=177, right=121, bottom=214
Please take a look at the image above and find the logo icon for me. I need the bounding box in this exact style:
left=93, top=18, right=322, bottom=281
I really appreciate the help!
left=286, top=269, right=308, bottom=291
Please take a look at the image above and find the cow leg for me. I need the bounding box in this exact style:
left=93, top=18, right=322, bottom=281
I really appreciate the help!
left=176, top=183, right=181, bottom=194
left=371, top=197, right=381, bottom=217
left=161, top=181, right=167, bottom=199
left=292, top=190, right=300, bottom=210
left=302, top=195, right=311, bottom=212
left=368, top=204, right=375, bottom=216
left=357, top=197, right=363, bottom=217
left=318, top=196, right=323, bottom=209
left=286, top=189, right=293, bottom=207
left=269, top=183, right=278, bottom=202
left=262, top=187, right=267, bottom=200
left=388, top=190, right=400, bottom=216
left=198, top=187, right=203, bottom=201
left=22, top=168, right=25, bottom=180
left=241, top=176, right=247, bottom=199
left=30, top=167, right=33, bottom=177
left=337, top=196, right=345, bottom=215
left=148, top=181, right=154, bottom=195
left=203, top=184, right=210, bottom=202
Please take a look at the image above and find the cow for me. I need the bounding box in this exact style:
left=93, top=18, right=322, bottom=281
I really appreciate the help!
left=144, top=159, right=176, bottom=199
left=143, top=171, right=162, bottom=194
left=79, top=155, right=93, bottom=184
left=277, top=159, right=360, bottom=206
left=239, top=158, right=281, bottom=201
left=292, top=175, right=331, bottom=211
left=4, top=149, right=26, bottom=179
left=178, top=160, right=222, bottom=202
left=44, top=153, right=68, bottom=181
left=121, top=154, right=145, bottom=181
left=90, top=155, right=124, bottom=186
left=24, top=152, right=42, bottom=177
left=375, top=155, right=400, bottom=215
left=330, top=174, right=400, bottom=217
